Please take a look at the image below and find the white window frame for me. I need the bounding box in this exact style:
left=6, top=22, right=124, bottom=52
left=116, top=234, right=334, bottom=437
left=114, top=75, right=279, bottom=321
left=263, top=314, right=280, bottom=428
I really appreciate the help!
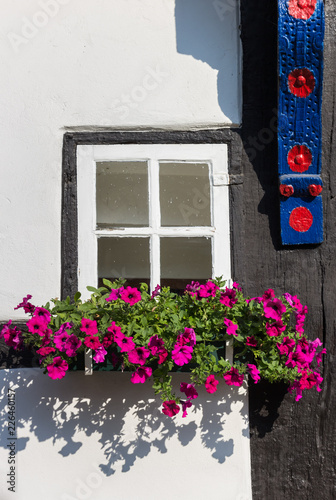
left=77, top=143, right=233, bottom=371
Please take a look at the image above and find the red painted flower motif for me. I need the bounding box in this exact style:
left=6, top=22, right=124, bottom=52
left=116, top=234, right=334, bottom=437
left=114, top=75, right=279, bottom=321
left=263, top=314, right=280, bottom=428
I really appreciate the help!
left=288, top=0, right=317, bottom=20
left=308, top=184, right=323, bottom=197
left=288, top=68, right=315, bottom=98
left=287, top=145, right=312, bottom=172
left=279, top=184, right=294, bottom=197
left=289, top=207, right=313, bottom=232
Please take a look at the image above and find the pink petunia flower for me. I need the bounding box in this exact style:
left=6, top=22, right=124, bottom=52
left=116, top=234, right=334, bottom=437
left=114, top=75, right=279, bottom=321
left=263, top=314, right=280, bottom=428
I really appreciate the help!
left=128, top=347, right=150, bottom=365
left=130, top=366, right=152, bottom=384
left=64, top=335, right=82, bottom=357
left=246, top=336, right=258, bottom=347
left=80, top=318, right=98, bottom=336
left=120, top=287, right=142, bottom=306
left=261, top=289, right=275, bottom=303
left=185, top=281, right=200, bottom=297
left=46, top=357, right=68, bottom=380
left=232, top=282, right=242, bottom=291
left=1, top=322, right=23, bottom=350
left=148, top=335, right=165, bottom=355
left=26, top=316, right=48, bottom=336
left=277, top=337, right=296, bottom=356
left=151, top=285, right=161, bottom=299
left=84, top=336, right=102, bottom=350
left=36, top=346, right=56, bottom=357
left=181, top=400, right=193, bottom=418
left=265, top=320, right=286, bottom=337
left=114, top=331, right=135, bottom=353
left=219, top=288, right=237, bottom=308
left=14, top=295, right=35, bottom=314
left=316, top=348, right=326, bottom=366
left=223, top=367, right=244, bottom=387
left=224, top=318, right=238, bottom=336
left=205, top=374, right=219, bottom=394
left=105, top=287, right=124, bottom=302
left=263, top=299, right=287, bottom=321
left=285, top=347, right=308, bottom=369
left=53, top=331, right=69, bottom=352
left=158, top=348, right=169, bottom=364
left=247, top=364, right=260, bottom=384
left=180, top=382, right=198, bottom=400
left=176, top=328, right=196, bottom=347
left=162, top=400, right=180, bottom=417
left=93, top=346, right=107, bottom=363
left=172, top=344, right=193, bottom=366
left=33, top=307, right=51, bottom=325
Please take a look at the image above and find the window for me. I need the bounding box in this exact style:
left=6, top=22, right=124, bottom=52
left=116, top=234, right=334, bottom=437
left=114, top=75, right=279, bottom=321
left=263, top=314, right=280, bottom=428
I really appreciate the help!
left=76, top=144, right=231, bottom=300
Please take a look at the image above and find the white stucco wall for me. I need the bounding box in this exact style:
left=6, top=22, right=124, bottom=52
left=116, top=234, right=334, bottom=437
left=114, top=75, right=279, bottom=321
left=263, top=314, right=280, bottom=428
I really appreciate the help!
left=0, top=0, right=241, bottom=320
left=0, top=2, right=249, bottom=498
left=0, top=370, right=252, bottom=500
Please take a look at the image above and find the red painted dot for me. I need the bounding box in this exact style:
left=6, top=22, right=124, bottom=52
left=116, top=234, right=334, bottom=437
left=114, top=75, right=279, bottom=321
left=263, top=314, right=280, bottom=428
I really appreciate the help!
left=288, top=68, right=315, bottom=98
left=289, top=207, right=313, bottom=232
left=308, top=184, right=323, bottom=197
left=279, top=184, right=294, bottom=197
left=288, top=0, right=317, bottom=20
left=287, top=145, right=312, bottom=172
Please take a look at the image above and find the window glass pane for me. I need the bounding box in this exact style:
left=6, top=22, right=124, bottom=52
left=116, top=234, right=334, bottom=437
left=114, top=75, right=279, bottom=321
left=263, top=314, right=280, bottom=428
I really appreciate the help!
left=160, top=237, right=212, bottom=292
left=160, top=162, right=211, bottom=227
left=96, top=161, right=148, bottom=228
left=98, top=237, right=150, bottom=288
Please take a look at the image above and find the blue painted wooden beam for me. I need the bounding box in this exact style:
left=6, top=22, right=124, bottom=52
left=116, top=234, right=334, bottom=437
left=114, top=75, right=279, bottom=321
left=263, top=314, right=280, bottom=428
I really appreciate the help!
left=278, top=0, right=324, bottom=245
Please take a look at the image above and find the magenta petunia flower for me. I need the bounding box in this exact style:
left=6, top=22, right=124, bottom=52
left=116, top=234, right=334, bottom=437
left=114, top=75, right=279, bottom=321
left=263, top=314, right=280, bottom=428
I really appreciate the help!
left=102, top=331, right=114, bottom=348
left=64, top=335, right=82, bottom=357
left=128, top=347, right=150, bottom=365
left=130, top=366, right=152, bottom=384
left=316, top=348, right=326, bottom=366
left=277, top=337, right=296, bottom=356
left=151, top=285, right=161, bottom=299
left=205, top=374, right=219, bottom=394
left=263, top=299, right=287, bottom=321
left=93, top=346, right=107, bottom=363
left=224, top=318, right=238, bottom=336
left=37, top=346, right=56, bottom=357
left=265, top=320, right=286, bottom=337
left=232, top=282, right=242, bottom=291
left=57, top=322, right=73, bottom=335
left=107, top=321, right=122, bottom=338
left=176, top=328, right=196, bottom=347
left=261, top=289, right=275, bottom=303
left=158, top=348, right=169, bottom=364
left=172, top=344, right=193, bottom=366
left=180, top=382, right=198, bottom=400
left=26, top=316, right=48, bottom=336
left=285, top=347, right=308, bottom=369
left=246, top=336, right=258, bottom=347
left=1, top=322, right=22, bottom=350
left=53, top=331, right=69, bottom=351
left=33, top=307, right=51, bottom=325
left=120, top=286, right=142, bottom=305
left=14, top=295, right=35, bottom=314
left=84, top=336, right=102, bottom=350
left=148, top=334, right=165, bottom=355
left=114, top=331, right=135, bottom=353
left=223, top=367, right=244, bottom=387
left=162, top=400, right=180, bottom=417
left=105, top=287, right=124, bottom=302
left=219, top=288, right=237, bottom=308
left=46, top=356, right=68, bottom=380
left=185, top=281, right=200, bottom=297
left=181, top=400, right=193, bottom=418
left=247, top=364, right=260, bottom=384
left=80, top=318, right=98, bottom=336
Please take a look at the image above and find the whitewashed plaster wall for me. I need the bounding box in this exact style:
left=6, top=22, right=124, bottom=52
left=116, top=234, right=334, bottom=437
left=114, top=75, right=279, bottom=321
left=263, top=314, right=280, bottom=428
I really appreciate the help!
left=0, top=2, right=249, bottom=499
left=0, top=0, right=241, bottom=320
left=0, top=370, right=252, bottom=500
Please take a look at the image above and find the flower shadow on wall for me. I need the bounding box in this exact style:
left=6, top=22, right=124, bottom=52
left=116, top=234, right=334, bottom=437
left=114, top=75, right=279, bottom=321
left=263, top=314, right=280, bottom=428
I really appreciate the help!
left=0, top=369, right=248, bottom=476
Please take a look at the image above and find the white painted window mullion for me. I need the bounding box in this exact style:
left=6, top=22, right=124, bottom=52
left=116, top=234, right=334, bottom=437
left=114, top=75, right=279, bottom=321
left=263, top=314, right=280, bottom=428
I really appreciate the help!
left=149, top=158, right=161, bottom=291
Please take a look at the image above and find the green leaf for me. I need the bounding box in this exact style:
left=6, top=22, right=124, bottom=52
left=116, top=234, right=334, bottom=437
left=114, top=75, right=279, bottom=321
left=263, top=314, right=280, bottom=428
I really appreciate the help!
left=74, top=292, right=81, bottom=302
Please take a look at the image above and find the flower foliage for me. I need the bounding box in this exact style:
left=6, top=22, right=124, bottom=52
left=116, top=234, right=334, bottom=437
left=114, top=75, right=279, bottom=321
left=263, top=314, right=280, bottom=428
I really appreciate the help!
left=2, top=279, right=326, bottom=417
